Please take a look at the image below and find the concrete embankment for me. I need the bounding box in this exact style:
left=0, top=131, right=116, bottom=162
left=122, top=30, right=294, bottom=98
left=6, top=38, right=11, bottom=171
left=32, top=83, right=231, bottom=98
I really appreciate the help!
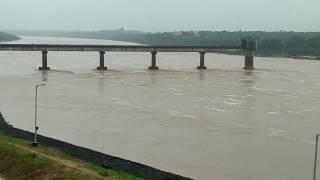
left=0, top=113, right=191, bottom=180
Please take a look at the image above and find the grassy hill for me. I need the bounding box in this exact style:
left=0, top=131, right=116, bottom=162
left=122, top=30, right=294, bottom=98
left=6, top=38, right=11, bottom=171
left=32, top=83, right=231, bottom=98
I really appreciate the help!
left=0, top=132, right=138, bottom=180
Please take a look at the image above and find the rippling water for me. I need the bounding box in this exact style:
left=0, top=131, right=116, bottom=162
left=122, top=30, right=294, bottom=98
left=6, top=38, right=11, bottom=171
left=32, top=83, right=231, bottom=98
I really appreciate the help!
left=1, top=36, right=320, bottom=180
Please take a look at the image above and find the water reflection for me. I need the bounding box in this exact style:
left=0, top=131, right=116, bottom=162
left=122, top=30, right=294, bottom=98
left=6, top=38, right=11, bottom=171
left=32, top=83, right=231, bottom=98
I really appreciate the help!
left=198, top=70, right=206, bottom=80
left=41, top=71, right=48, bottom=82
left=149, top=71, right=158, bottom=85
left=96, top=71, right=105, bottom=93
left=243, top=69, right=254, bottom=76
left=241, top=70, right=256, bottom=88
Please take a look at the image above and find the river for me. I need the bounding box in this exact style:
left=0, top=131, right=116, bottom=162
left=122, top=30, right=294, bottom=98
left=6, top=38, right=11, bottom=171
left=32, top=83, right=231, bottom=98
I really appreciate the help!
left=0, top=36, right=320, bottom=180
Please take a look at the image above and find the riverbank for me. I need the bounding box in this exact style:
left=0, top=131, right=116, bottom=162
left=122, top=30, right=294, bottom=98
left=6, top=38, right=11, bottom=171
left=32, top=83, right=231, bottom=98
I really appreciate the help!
left=0, top=113, right=190, bottom=180
left=0, top=132, right=138, bottom=179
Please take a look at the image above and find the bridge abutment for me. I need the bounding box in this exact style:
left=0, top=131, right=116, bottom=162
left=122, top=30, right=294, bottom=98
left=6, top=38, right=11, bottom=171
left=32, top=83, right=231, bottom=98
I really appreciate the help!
left=97, top=51, right=108, bottom=70
left=39, top=51, right=50, bottom=70
left=197, top=52, right=207, bottom=70
left=149, top=51, right=159, bottom=70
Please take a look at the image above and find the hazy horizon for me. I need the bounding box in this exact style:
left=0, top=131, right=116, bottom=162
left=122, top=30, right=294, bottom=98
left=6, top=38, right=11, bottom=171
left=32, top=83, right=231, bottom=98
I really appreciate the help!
left=6, top=29, right=320, bottom=33
left=1, top=0, right=320, bottom=32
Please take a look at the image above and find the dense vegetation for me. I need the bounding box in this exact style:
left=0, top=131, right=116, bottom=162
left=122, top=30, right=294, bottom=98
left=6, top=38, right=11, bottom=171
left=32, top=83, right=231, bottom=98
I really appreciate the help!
left=0, top=32, right=20, bottom=42
left=13, top=29, right=320, bottom=59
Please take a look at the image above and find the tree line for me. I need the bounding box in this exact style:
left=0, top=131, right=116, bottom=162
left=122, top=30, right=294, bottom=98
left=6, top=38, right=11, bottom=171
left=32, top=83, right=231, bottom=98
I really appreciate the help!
left=0, top=32, right=20, bottom=42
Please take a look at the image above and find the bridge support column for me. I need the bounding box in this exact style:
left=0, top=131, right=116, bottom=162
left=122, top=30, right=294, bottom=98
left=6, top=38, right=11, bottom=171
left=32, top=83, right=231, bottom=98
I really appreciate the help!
left=197, top=52, right=207, bottom=70
left=39, top=51, right=50, bottom=70
left=97, top=51, right=108, bottom=70
left=244, top=51, right=254, bottom=69
left=242, top=38, right=257, bottom=70
left=149, top=51, right=159, bottom=70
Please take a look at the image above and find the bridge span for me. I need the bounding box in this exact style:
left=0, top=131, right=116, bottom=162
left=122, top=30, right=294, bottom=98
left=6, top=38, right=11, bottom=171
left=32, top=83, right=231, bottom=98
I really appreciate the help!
left=0, top=40, right=257, bottom=70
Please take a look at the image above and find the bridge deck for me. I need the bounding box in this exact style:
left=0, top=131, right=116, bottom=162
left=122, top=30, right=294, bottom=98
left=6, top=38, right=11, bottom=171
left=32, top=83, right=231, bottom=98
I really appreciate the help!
left=0, top=44, right=243, bottom=53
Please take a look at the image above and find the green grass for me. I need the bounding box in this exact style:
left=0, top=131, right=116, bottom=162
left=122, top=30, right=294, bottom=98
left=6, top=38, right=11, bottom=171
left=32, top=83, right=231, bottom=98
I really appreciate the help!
left=0, top=131, right=140, bottom=180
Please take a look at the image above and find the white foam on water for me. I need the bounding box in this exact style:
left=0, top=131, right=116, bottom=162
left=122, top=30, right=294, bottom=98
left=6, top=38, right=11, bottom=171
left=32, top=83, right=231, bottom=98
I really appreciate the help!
left=268, top=112, right=281, bottom=115
left=252, top=86, right=283, bottom=92
left=204, top=106, right=231, bottom=112
left=174, top=93, right=184, bottom=96
left=168, top=110, right=199, bottom=119
left=287, top=110, right=304, bottom=114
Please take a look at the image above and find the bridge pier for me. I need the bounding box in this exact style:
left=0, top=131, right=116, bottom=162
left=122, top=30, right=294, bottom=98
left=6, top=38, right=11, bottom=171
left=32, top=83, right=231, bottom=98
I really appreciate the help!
left=242, top=38, right=257, bottom=70
left=149, top=51, right=159, bottom=70
left=39, top=51, right=50, bottom=70
left=197, top=52, right=207, bottom=70
left=97, top=51, right=108, bottom=70
left=244, top=51, right=254, bottom=69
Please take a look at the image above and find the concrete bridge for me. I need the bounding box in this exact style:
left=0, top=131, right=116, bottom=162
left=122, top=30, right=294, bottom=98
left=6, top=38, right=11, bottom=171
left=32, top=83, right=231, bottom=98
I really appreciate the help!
left=0, top=39, right=257, bottom=70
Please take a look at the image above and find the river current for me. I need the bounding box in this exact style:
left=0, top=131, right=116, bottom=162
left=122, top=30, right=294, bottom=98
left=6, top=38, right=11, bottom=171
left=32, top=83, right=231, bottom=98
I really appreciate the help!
left=1, top=36, right=320, bottom=180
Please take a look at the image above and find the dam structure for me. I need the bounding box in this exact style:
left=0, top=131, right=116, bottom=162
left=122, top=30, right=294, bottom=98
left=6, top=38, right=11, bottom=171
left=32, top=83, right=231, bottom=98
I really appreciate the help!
left=0, top=39, right=257, bottom=70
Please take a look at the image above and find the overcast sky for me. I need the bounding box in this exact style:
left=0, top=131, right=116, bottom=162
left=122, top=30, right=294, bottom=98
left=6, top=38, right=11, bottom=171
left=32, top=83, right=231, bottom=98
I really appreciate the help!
left=1, top=0, right=319, bottom=32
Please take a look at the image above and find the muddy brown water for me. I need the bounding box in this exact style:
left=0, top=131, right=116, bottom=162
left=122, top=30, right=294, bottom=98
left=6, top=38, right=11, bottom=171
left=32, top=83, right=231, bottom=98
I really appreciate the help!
left=1, top=36, right=320, bottom=180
